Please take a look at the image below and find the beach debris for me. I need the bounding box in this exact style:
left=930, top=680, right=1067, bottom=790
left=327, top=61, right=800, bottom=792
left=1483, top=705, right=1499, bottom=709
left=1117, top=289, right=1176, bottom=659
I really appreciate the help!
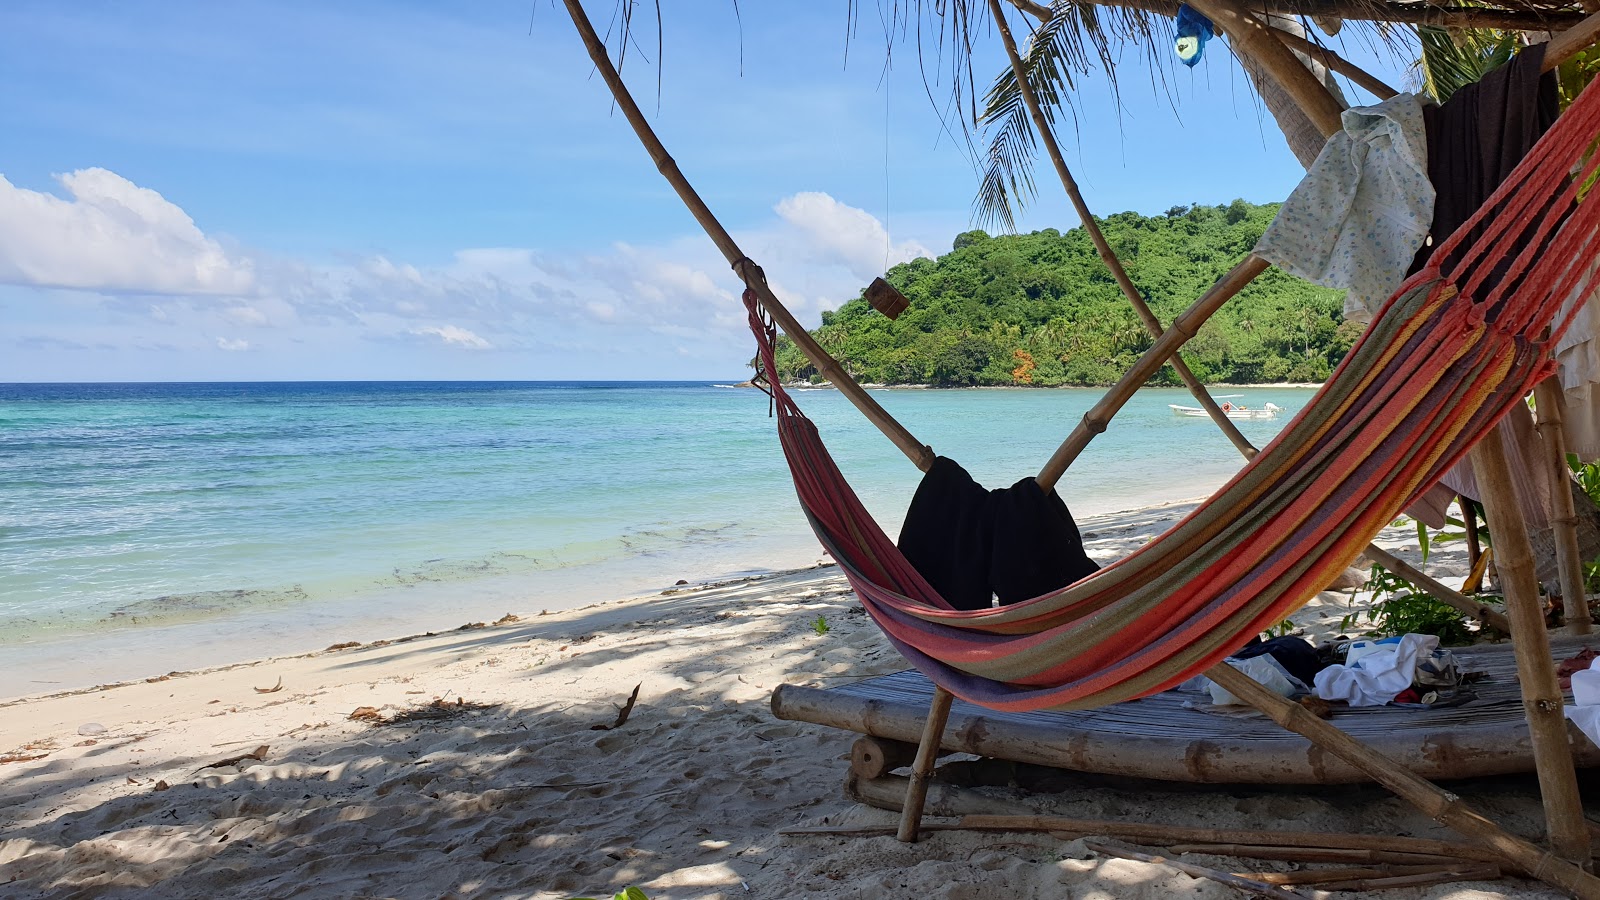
left=676, top=579, right=689, bottom=585
left=349, top=706, right=384, bottom=722
left=458, top=621, right=487, bottom=630
left=591, top=683, right=642, bottom=731
left=74, top=739, right=98, bottom=747
left=0, top=751, right=51, bottom=765
left=192, top=744, right=270, bottom=775
left=77, top=722, right=107, bottom=736
left=153, top=780, right=169, bottom=791
left=326, top=641, right=361, bottom=651
left=350, top=698, right=496, bottom=727
left=254, top=677, right=284, bottom=694
left=494, top=613, right=520, bottom=625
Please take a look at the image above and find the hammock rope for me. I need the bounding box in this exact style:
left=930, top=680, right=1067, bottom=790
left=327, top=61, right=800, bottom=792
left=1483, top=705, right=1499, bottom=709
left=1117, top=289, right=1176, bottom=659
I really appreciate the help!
left=747, top=74, right=1600, bottom=714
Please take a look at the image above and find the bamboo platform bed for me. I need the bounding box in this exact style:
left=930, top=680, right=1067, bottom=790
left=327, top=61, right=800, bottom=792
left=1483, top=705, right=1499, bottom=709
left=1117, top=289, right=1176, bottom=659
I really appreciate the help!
left=773, top=636, right=1600, bottom=785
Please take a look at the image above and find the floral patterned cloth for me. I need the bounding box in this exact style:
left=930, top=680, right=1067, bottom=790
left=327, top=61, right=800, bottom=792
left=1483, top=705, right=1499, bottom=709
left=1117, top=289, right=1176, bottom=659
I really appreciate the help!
left=1254, top=93, right=1433, bottom=324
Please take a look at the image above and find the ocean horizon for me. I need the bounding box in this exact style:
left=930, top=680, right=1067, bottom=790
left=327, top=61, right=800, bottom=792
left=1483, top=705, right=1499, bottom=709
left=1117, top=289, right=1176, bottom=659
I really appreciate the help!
left=0, top=379, right=1315, bottom=698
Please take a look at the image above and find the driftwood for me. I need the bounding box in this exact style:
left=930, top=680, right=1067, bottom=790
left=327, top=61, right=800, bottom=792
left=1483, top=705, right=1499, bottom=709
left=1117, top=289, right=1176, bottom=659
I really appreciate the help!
left=1310, top=864, right=1500, bottom=892
left=591, top=683, right=641, bottom=731
left=1166, top=843, right=1474, bottom=866
left=850, top=736, right=916, bottom=779
left=1238, top=864, right=1473, bottom=886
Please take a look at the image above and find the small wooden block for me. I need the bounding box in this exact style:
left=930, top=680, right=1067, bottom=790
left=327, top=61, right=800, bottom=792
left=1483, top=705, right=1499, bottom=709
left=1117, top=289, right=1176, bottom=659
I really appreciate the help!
left=866, top=277, right=910, bottom=319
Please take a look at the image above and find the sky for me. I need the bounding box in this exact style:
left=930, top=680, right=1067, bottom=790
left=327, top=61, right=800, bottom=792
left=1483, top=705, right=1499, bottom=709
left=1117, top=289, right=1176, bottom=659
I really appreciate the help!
left=0, top=1, right=1419, bottom=382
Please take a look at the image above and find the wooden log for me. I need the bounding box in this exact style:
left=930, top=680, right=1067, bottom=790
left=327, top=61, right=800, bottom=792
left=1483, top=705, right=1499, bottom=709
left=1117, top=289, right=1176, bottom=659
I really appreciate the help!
left=559, top=0, right=934, bottom=473
left=1204, top=662, right=1600, bottom=896
left=1037, top=254, right=1270, bottom=490
left=1081, top=840, right=1310, bottom=899
left=897, top=686, right=954, bottom=842
left=1310, top=864, right=1500, bottom=892
left=842, top=772, right=1021, bottom=818
left=1184, top=0, right=1346, bottom=139
left=1470, top=432, right=1591, bottom=864
left=1362, top=544, right=1512, bottom=634
left=1535, top=378, right=1593, bottom=635
left=989, top=0, right=1260, bottom=463
left=850, top=735, right=917, bottom=779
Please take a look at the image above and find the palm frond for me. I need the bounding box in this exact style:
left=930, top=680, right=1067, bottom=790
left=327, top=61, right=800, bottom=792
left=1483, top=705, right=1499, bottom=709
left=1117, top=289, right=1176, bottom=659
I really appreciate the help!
left=1416, top=25, right=1518, bottom=103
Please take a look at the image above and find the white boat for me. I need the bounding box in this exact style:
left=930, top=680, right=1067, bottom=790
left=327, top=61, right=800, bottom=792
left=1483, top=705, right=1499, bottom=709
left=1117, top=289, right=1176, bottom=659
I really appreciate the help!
left=1170, top=401, right=1282, bottom=419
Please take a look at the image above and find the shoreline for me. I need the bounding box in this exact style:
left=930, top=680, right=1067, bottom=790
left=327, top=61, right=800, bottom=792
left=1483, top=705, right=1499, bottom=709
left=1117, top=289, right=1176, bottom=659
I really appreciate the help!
left=1, top=500, right=1550, bottom=899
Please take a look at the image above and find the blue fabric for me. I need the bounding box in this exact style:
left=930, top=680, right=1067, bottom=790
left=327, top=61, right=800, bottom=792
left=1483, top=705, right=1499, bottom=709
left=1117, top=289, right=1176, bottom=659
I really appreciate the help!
left=1174, top=5, right=1214, bottom=67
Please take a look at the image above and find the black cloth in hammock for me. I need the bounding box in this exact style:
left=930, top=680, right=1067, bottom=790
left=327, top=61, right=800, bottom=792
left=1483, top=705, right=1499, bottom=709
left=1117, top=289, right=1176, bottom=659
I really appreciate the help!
left=897, top=456, right=1100, bottom=611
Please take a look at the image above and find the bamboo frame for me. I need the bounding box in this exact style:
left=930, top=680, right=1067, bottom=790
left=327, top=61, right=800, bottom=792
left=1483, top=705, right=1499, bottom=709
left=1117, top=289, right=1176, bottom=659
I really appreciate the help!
left=1265, top=27, right=1398, bottom=100
left=1469, top=430, right=1590, bottom=865
left=989, top=0, right=1260, bottom=462
left=563, top=1, right=1600, bottom=890
left=1535, top=377, right=1594, bottom=634
left=1009, top=0, right=1589, bottom=36
left=1363, top=544, right=1511, bottom=633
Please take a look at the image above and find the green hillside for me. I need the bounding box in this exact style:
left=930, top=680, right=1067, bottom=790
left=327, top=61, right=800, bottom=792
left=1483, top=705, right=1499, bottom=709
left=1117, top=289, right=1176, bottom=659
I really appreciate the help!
left=769, top=200, right=1361, bottom=387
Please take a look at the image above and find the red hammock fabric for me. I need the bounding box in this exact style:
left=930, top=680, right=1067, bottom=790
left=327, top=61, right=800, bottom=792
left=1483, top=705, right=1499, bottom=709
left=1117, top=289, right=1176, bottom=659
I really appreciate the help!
left=747, top=75, right=1600, bottom=712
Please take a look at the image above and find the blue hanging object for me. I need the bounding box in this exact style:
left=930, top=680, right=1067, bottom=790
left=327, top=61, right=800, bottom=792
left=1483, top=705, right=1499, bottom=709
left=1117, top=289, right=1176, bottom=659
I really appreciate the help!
left=1174, top=4, right=1215, bottom=67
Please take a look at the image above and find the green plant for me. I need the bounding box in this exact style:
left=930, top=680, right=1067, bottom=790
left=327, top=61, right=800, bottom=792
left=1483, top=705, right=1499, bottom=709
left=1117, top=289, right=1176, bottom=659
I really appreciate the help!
left=574, top=888, right=649, bottom=900
left=812, top=615, right=830, bottom=636
left=1263, top=618, right=1295, bottom=638
left=1343, top=564, right=1474, bottom=645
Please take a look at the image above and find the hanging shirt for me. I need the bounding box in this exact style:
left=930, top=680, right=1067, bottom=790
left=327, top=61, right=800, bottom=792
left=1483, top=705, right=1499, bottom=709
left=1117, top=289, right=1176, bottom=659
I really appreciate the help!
left=897, top=456, right=1099, bottom=611
left=1254, top=93, right=1433, bottom=324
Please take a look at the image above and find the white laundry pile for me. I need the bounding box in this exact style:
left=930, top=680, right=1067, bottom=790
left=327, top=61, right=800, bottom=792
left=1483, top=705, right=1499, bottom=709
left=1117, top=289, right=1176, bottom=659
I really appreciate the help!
left=1313, top=633, right=1440, bottom=707
left=1254, top=93, right=1434, bottom=324
left=1564, top=656, right=1600, bottom=747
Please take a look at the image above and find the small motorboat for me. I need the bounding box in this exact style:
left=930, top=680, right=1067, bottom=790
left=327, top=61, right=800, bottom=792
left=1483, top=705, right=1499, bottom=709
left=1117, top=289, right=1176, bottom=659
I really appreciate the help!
left=1170, top=400, right=1282, bottom=419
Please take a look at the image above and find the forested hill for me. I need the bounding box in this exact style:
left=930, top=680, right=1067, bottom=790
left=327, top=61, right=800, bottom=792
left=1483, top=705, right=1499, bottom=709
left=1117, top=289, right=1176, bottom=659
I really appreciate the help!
left=769, top=200, right=1360, bottom=387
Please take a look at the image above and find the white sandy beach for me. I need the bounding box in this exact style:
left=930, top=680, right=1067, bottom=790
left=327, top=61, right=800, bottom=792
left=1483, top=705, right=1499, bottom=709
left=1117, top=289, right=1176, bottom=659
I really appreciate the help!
left=0, top=501, right=1576, bottom=899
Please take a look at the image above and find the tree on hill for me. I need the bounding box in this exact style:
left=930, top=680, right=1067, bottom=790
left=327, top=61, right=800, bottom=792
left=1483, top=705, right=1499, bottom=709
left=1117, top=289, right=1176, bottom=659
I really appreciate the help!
left=766, top=200, right=1353, bottom=387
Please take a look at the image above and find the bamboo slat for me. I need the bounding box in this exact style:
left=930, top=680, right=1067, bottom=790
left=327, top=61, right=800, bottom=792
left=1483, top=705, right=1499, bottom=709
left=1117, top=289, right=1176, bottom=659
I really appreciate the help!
left=772, top=638, right=1600, bottom=784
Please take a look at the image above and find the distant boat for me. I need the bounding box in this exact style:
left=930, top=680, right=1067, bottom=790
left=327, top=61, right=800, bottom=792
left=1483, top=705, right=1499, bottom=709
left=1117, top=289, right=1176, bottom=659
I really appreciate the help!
left=1170, top=401, right=1282, bottom=419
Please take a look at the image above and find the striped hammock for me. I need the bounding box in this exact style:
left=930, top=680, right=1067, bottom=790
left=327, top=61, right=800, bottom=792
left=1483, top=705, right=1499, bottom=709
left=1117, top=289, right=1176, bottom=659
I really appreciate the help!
left=746, top=75, right=1600, bottom=713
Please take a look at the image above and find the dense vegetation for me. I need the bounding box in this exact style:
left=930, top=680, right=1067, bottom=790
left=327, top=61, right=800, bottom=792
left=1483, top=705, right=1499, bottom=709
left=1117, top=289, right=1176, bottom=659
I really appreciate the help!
left=768, top=200, right=1361, bottom=387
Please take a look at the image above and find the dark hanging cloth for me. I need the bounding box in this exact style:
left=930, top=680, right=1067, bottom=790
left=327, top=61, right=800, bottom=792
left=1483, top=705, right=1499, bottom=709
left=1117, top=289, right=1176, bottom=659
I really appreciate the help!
left=1230, top=635, right=1326, bottom=687
left=1410, top=43, right=1560, bottom=276
left=897, top=456, right=1100, bottom=611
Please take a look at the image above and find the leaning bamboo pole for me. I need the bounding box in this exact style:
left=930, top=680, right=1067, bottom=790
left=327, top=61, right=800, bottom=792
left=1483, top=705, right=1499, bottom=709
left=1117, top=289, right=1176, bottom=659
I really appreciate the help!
left=1265, top=27, right=1398, bottom=100
left=1036, top=254, right=1271, bottom=491
left=1469, top=429, right=1590, bottom=865
left=896, top=686, right=953, bottom=842
left=1184, top=0, right=1348, bottom=138
left=559, top=0, right=934, bottom=473
left=1535, top=377, right=1594, bottom=634
left=988, top=0, right=1259, bottom=461
left=1204, top=663, right=1600, bottom=897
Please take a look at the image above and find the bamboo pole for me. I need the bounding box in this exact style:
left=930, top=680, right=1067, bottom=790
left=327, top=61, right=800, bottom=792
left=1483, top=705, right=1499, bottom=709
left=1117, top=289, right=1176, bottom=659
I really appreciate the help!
left=1463, top=493, right=1483, bottom=580
left=1204, top=662, right=1600, bottom=897
left=1469, top=429, right=1591, bottom=864
left=559, top=0, right=934, bottom=473
left=1184, top=0, right=1346, bottom=139
left=1264, top=28, right=1398, bottom=100
left=1362, top=544, right=1511, bottom=633
left=1080, top=840, right=1310, bottom=899
left=1037, top=254, right=1270, bottom=490
left=1547, top=9, right=1600, bottom=72
left=1311, top=865, right=1500, bottom=892
left=1535, top=378, right=1593, bottom=634
left=1010, top=0, right=1588, bottom=35
left=989, top=0, right=1259, bottom=462
left=897, top=686, right=953, bottom=842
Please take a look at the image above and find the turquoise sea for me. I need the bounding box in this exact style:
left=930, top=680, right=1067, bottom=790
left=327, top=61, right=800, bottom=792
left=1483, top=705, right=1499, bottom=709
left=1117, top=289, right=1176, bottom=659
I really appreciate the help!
left=0, top=381, right=1314, bottom=697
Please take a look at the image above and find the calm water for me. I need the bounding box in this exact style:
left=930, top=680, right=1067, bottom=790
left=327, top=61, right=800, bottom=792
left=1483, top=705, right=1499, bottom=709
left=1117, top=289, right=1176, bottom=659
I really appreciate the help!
left=0, top=381, right=1313, bottom=696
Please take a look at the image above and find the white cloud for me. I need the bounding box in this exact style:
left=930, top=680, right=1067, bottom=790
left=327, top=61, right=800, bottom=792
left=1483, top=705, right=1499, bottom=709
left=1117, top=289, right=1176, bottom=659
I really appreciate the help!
left=412, top=324, right=490, bottom=349
left=225, top=304, right=269, bottom=326
left=0, top=168, right=254, bottom=295
left=774, top=191, right=932, bottom=282
left=216, top=337, right=250, bottom=351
